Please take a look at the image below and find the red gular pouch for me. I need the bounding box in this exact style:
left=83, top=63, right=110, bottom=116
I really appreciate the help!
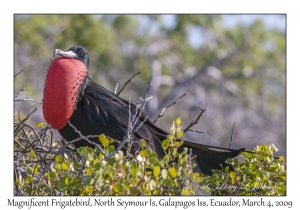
left=43, top=57, right=88, bottom=130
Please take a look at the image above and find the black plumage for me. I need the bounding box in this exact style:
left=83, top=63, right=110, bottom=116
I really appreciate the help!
left=52, top=46, right=244, bottom=175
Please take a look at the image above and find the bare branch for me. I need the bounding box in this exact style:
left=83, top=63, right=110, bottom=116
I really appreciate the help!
left=114, top=83, right=119, bottom=94
left=14, top=70, right=24, bottom=78
left=229, top=122, right=236, bottom=149
left=186, top=129, right=206, bottom=134
left=15, top=97, right=42, bottom=104
left=67, top=121, right=106, bottom=157
left=117, top=72, right=141, bottom=96
left=183, top=106, right=206, bottom=133
left=14, top=86, right=42, bottom=104
left=153, top=93, right=188, bottom=124
left=15, top=87, right=26, bottom=98
left=14, top=107, right=38, bottom=136
left=107, top=84, right=152, bottom=158
left=59, top=135, right=101, bottom=149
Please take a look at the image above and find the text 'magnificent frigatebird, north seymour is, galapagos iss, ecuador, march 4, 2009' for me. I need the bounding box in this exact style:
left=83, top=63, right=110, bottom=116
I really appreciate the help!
left=42, top=46, right=246, bottom=175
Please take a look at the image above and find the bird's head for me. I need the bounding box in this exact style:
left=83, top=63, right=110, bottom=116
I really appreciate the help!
left=53, top=46, right=89, bottom=68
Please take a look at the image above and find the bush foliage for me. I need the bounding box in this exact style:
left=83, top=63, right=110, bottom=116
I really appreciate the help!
left=14, top=117, right=286, bottom=196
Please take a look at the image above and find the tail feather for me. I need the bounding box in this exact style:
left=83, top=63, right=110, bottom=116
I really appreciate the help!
left=183, top=141, right=245, bottom=175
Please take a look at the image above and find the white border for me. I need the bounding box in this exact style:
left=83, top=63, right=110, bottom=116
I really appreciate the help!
left=3, top=0, right=298, bottom=209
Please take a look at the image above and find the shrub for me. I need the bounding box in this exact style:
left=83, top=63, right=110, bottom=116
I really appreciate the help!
left=14, top=118, right=285, bottom=196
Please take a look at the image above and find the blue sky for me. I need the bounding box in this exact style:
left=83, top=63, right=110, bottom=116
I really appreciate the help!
left=160, top=14, right=285, bottom=49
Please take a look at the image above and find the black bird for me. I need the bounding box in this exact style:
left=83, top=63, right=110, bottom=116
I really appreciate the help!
left=43, top=46, right=244, bottom=175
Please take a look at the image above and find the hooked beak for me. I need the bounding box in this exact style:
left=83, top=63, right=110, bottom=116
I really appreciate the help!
left=53, top=49, right=77, bottom=59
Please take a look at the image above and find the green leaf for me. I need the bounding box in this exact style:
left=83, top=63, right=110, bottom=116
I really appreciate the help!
left=35, top=122, right=45, bottom=127
left=62, top=162, right=69, bottom=171
left=140, top=139, right=146, bottom=148
left=170, top=122, right=176, bottom=135
left=64, top=177, right=69, bottom=184
left=57, top=182, right=67, bottom=191
left=278, top=185, right=286, bottom=194
left=177, top=131, right=184, bottom=138
left=118, top=150, right=124, bottom=159
left=114, top=153, right=120, bottom=162
left=196, top=177, right=203, bottom=183
left=227, top=158, right=233, bottom=163
left=150, top=152, right=158, bottom=158
left=153, top=166, right=160, bottom=178
left=100, top=160, right=107, bottom=167
left=99, top=152, right=104, bottom=160
left=149, top=179, right=156, bottom=190
left=72, top=178, right=82, bottom=187
left=161, top=169, right=168, bottom=179
left=149, top=157, right=158, bottom=165
left=181, top=188, right=189, bottom=195
left=176, top=118, right=181, bottom=125
left=172, top=147, right=177, bottom=157
left=106, top=145, right=115, bottom=153
left=169, top=167, right=178, bottom=178
left=25, top=176, right=33, bottom=184
left=175, top=126, right=182, bottom=135
left=34, top=165, right=39, bottom=175
left=230, top=171, right=236, bottom=179
left=266, top=166, right=277, bottom=172
left=180, top=148, right=188, bottom=156
left=99, top=134, right=109, bottom=148
left=243, top=168, right=250, bottom=175
left=136, top=155, right=144, bottom=162
left=107, top=157, right=116, bottom=165
left=162, top=155, right=169, bottom=164
left=166, top=134, right=173, bottom=141
left=175, top=140, right=184, bottom=147
left=49, top=172, right=56, bottom=179
left=162, top=179, right=171, bottom=187
left=140, top=149, right=151, bottom=157
left=113, top=183, right=123, bottom=193
left=77, top=147, right=87, bottom=157
left=124, top=180, right=131, bottom=189
left=161, top=140, right=169, bottom=150
left=86, top=178, right=94, bottom=186
left=95, top=163, right=101, bottom=170
left=29, top=149, right=36, bottom=159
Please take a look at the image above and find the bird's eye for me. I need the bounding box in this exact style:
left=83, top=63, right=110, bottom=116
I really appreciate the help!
left=78, top=50, right=84, bottom=57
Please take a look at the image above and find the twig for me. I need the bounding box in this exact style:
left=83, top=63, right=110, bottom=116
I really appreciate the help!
left=67, top=121, right=106, bottom=157
left=14, top=162, right=22, bottom=196
left=183, top=106, right=206, bottom=133
left=14, top=70, right=24, bottom=77
left=14, top=108, right=38, bottom=136
left=117, top=72, right=141, bottom=96
left=59, top=135, right=101, bottom=149
left=153, top=93, right=188, bottom=124
left=30, top=165, right=37, bottom=196
left=229, top=122, right=236, bottom=149
left=186, top=129, right=205, bottom=134
left=15, top=87, right=26, bottom=98
left=133, top=114, right=149, bottom=133
left=15, top=97, right=42, bottom=104
left=114, top=83, right=119, bottom=94
left=107, top=84, right=152, bottom=158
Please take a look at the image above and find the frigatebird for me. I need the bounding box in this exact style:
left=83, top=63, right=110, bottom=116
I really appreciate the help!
left=43, top=46, right=245, bottom=175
